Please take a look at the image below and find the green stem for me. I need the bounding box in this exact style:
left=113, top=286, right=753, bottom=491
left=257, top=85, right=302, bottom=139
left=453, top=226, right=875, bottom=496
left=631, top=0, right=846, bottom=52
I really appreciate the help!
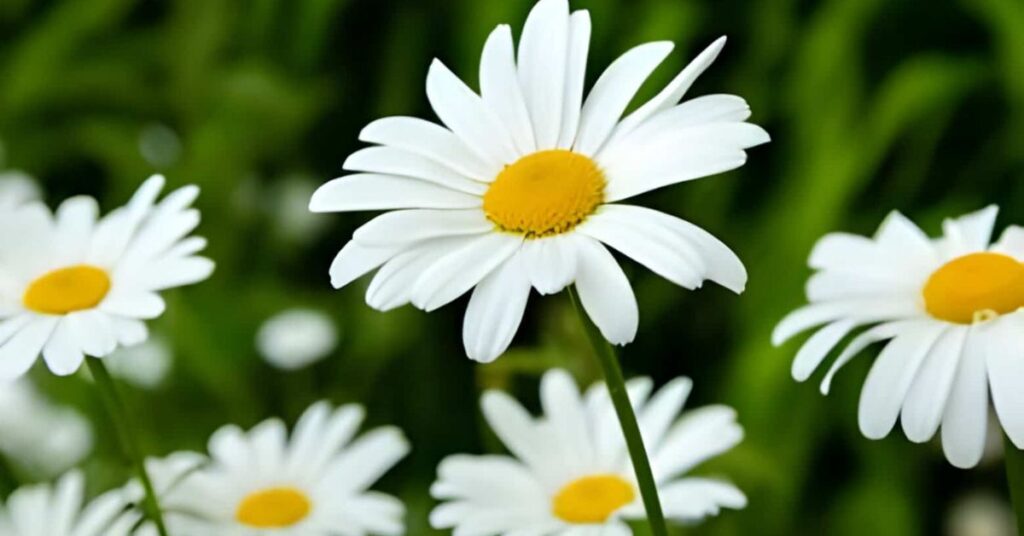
left=87, top=358, right=169, bottom=536
left=567, top=287, right=668, bottom=536
left=1006, top=435, right=1024, bottom=536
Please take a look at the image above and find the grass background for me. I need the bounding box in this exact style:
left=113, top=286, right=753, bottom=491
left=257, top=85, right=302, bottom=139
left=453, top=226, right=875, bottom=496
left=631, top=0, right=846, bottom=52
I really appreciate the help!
left=2, top=0, right=1024, bottom=533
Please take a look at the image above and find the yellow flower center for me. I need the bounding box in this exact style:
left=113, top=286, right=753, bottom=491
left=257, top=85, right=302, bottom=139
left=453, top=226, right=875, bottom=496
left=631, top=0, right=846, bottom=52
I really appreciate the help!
left=23, top=265, right=111, bottom=315
left=552, top=474, right=635, bottom=524
left=922, top=252, right=1024, bottom=324
left=483, top=150, right=605, bottom=238
left=235, top=487, right=312, bottom=528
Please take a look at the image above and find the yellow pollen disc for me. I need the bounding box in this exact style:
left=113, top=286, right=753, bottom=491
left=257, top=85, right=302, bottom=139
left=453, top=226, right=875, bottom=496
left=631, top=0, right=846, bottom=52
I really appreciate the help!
left=552, top=474, right=635, bottom=524
left=235, top=487, right=312, bottom=528
left=483, top=150, right=605, bottom=238
left=22, top=265, right=111, bottom=315
left=922, top=252, right=1024, bottom=324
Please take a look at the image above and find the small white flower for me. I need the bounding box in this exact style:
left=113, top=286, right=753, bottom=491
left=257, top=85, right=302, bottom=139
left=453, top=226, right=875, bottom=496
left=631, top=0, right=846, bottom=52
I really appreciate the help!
left=0, top=380, right=92, bottom=477
left=103, top=337, right=173, bottom=389
left=0, top=470, right=140, bottom=535
left=0, top=171, right=40, bottom=209
left=0, top=174, right=214, bottom=379
left=311, top=0, right=767, bottom=363
left=156, top=401, right=409, bottom=535
left=431, top=369, right=746, bottom=534
left=775, top=206, right=1024, bottom=468
left=256, top=309, right=338, bottom=370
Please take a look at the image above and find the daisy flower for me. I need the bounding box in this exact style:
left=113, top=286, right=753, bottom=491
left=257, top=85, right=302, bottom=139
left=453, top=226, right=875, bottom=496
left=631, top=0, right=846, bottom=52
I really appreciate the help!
left=0, top=470, right=140, bottom=535
left=310, top=0, right=768, bottom=363
left=156, top=401, right=409, bottom=535
left=774, top=206, right=1024, bottom=468
left=431, top=369, right=746, bottom=534
left=256, top=308, right=339, bottom=371
left=0, top=380, right=93, bottom=478
left=0, top=174, right=214, bottom=379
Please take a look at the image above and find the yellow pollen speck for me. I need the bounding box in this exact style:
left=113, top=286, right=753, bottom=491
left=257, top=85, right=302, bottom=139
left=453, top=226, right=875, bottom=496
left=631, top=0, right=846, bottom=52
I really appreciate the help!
left=236, top=487, right=312, bottom=528
left=922, top=252, right=1024, bottom=324
left=483, top=150, right=605, bottom=238
left=23, top=265, right=111, bottom=315
left=552, top=474, right=635, bottom=524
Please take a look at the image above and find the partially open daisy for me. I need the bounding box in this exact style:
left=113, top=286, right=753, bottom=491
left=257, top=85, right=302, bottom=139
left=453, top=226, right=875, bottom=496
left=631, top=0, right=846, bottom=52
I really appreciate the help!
left=156, top=401, right=409, bottom=535
left=310, top=0, right=767, bottom=362
left=430, top=369, right=746, bottom=534
left=774, top=206, right=1024, bottom=468
left=0, top=175, right=213, bottom=379
left=0, top=470, right=140, bottom=536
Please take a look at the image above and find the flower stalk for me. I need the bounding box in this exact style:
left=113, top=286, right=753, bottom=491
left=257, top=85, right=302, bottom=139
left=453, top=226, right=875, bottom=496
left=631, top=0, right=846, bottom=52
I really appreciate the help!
left=1005, top=435, right=1024, bottom=536
left=87, top=358, right=169, bottom=536
left=567, top=287, right=668, bottom=536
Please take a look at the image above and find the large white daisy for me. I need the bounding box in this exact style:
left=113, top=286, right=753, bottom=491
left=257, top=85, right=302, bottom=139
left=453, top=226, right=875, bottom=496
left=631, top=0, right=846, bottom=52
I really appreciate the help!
left=0, top=174, right=214, bottom=379
left=310, top=0, right=768, bottom=363
left=155, top=401, right=409, bottom=535
left=0, top=470, right=140, bottom=535
left=774, top=206, right=1024, bottom=468
left=430, top=369, right=746, bottom=534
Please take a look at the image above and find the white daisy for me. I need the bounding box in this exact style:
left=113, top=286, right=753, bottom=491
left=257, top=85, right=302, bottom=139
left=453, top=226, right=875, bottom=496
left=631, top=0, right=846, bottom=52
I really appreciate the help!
left=0, top=470, right=140, bottom=535
left=310, top=0, right=768, bottom=363
left=431, top=369, right=746, bottom=534
left=774, top=206, right=1024, bottom=468
left=0, top=380, right=93, bottom=478
left=256, top=308, right=338, bottom=371
left=0, top=174, right=214, bottom=379
left=156, top=401, right=409, bottom=535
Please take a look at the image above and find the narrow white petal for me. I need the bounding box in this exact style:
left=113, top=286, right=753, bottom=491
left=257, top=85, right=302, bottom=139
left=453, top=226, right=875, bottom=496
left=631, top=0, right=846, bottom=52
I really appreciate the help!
left=344, top=147, right=487, bottom=195
left=310, top=174, right=481, bottom=213
left=328, top=241, right=401, bottom=289
left=360, top=116, right=498, bottom=181
left=480, top=25, right=536, bottom=155
left=367, top=238, right=471, bottom=312
left=519, top=235, right=577, bottom=295
left=941, top=326, right=989, bottom=469
left=656, top=478, right=746, bottom=522
left=517, top=0, right=570, bottom=148
left=940, top=205, right=998, bottom=257
left=573, top=236, right=638, bottom=345
left=992, top=225, right=1024, bottom=260
left=352, top=209, right=492, bottom=247
left=772, top=298, right=918, bottom=346
left=573, top=41, right=674, bottom=156
left=987, top=315, right=1024, bottom=449
left=791, top=319, right=856, bottom=382
left=820, top=321, right=910, bottom=394
left=411, top=233, right=523, bottom=312
left=462, top=255, right=531, bottom=363
left=555, top=11, right=592, bottom=148
left=427, top=60, right=518, bottom=165
left=0, top=316, right=56, bottom=379
left=901, top=327, right=969, bottom=443
left=41, top=320, right=85, bottom=376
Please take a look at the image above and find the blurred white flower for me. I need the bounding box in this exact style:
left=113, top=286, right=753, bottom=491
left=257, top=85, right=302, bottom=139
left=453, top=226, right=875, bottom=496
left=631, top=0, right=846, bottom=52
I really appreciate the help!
left=257, top=308, right=338, bottom=370
left=138, top=123, right=183, bottom=168
left=0, top=170, right=40, bottom=209
left=0, top=380, right=92, bottom=478
left=0, top=470, right=140, bottom=535
left=103, top=337, right=173, bottom=389
left=946, top=492, right=1016, bottom=536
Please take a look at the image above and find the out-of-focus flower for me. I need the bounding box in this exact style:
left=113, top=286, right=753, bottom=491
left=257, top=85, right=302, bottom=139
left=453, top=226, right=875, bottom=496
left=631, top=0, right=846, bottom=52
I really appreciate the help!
left=775, top=207, right=1024, bottom=468
left=152, top=401, right=409, bottom=535
left=138, top=123, right=183, bottom=169
left=0, top=470, right=139, bottom=535
left=431, top=369, right=746, bottom=533
left=0, top=175, right=214, bottom=380
left=945, top=492, right=1016, bottom=536
left=256, top=308, right=338, bottom=370
left=310, top=0, right=767, bottom=363
left=103, top=337, right=173, bottom=389
left=0, top=170, right=40, bottom=209
left=0, top=380, right=92, bottom=477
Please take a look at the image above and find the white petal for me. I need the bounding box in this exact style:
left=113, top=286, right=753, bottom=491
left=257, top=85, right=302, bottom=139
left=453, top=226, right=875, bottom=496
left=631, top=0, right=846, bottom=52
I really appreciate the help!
left=940, top=205, right=998, bottom=256
left=555, top=10, right=592, bottom=148
left=53, top=196, right=99, bottom=265
left=328, top=241, right=401, bottom=289
left=353, top=209, right=492, bottom=247
left=479, top=391, right=553, bottom=477
left=310, top=174, right=481, bottom=213
left=820, top=321, right=910, bottom=394
left=99, top=290, right=165, bottom=319
left=573, top=236, right=638, bottom=345
left=0, top=316, right=56, bottom=379
left=479, top=25, right=536, bottom=155
left=462, top=255, right=531, bottom=363
left=411, top=232, right=523, bottom=312
left=573, top=41, right=674, bottom=156
left=427, top=60, right=517, bottom=165
left=791, top=319, right=856, bottom=382
left=65, top=310, right=118, bottom=357
left=772, top=298, right=918, bottom=346
left=517, top=0, right=570, bottom=148
left=987, top=315, right=1024, bottom=449
left=992, top=225, right=1024, bottom=260
left=540, top=370, right=594, bottom=472
left=519, top=235, right=578, bottom=295
left=656, top=478, right=746, bottom=522
left=367, top=238, right=471, bottom=312
left=609, top=36, right=727, bottom=143
left=941, top=326, right=989, bottom=468
left=901, top=327, right=969, bottom=443
left=360, top=116, right=497, bottom=181
left=344, top=147, right=487, bottom=195
left=42, top=319, right=85, bottom=376
left=654, top=405, right=742, bottom=481
left=857, top=322, right=946, bottom=439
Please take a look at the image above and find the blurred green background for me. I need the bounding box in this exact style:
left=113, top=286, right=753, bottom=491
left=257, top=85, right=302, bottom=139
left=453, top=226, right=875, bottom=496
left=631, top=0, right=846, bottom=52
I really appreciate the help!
left=2, top=0, right=1024, bottom=534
